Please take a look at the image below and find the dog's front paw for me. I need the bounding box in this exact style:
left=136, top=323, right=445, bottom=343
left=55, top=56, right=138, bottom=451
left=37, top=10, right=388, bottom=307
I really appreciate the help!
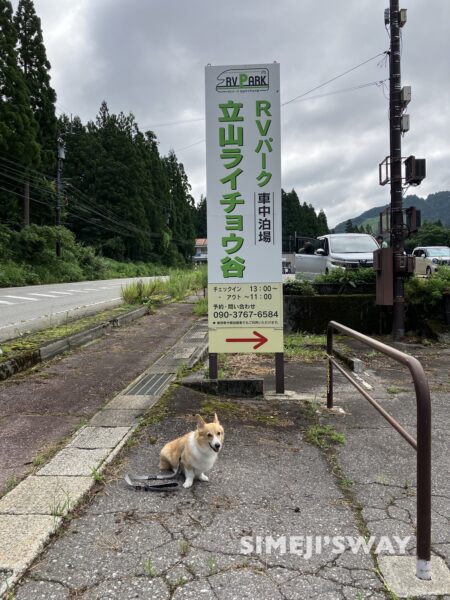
left=198, top=473, right=209, bottom=482
left=183, top=479, right=193, bottom=489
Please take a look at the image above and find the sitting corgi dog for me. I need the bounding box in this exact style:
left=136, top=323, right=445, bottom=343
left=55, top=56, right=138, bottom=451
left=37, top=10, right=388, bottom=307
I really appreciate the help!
left=159, top=413, right=224, bottom=489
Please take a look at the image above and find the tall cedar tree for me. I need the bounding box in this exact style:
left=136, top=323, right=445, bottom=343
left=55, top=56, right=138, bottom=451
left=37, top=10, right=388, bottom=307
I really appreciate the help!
left=60, top=103, right=194, bottom=264
left=163, top=151, right=196, bottom=262
left=0, top=0, right=39, bottom=227
left=14, top=0, right=56, bottom=172
left=195, top=195, right=207, bottom=238
left=14, top=0, right=57, bottom=225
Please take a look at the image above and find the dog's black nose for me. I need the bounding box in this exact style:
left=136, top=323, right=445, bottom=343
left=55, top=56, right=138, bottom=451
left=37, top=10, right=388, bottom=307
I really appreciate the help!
left=214, top=443, right=221, bottom=450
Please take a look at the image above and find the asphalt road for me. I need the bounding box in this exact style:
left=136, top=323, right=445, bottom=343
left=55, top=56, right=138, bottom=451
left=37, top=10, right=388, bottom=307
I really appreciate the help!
left=0, top=277, right=162, bottom=342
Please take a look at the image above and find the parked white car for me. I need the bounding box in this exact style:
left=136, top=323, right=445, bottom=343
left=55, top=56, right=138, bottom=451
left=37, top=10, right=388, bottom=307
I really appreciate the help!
left=294, top=234, right=378, bottom=277
left=411, top=246, right=450, bottom=276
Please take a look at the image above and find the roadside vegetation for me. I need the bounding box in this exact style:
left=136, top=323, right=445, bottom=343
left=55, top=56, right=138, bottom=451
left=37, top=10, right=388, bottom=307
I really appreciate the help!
left=405, top=265, right=450, bottom=307
left=0, top=224, right=167, bottom=287
left=0, top=304, right=135, bottom=361
left=120, top=266, right=207, bottom=306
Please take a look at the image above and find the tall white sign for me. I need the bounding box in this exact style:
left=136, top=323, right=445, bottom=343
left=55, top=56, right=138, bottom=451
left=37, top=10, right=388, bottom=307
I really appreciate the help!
left=205, top=63, right=283, bottom=353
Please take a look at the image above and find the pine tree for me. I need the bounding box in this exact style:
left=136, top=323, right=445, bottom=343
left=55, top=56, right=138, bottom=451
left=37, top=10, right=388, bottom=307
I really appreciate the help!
left=317, top=209, right=329, bottom=235
left=163, top=151, right=196, bottom=262
left=0, top=0, right=40, bottom=226
left=195, top=195, right=207, bottom=238
left=345, top=219, right=354, bottom=233
left=14, top=0, right=57, bottom=174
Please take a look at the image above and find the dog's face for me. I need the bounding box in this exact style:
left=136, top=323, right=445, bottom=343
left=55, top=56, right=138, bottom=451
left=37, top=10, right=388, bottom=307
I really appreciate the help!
left=195, top=413, right=224, bottom=454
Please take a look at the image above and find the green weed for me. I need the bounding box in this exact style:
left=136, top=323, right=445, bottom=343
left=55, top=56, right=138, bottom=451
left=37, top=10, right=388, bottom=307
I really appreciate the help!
left=144, top=556, right=157, bottom=577
left=207, top=556, right=218, bottom=575
left=179, top=539, right=190, bottom=557
left=91, top=466, right=105, bottom=483
left=193, top=296, right=208, bottom=316
left=304, top=424, right=346, bottom=449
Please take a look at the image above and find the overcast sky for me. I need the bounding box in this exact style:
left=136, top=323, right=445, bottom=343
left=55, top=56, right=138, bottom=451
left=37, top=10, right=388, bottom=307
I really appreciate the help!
left=16, top=0, right=450, bottom=227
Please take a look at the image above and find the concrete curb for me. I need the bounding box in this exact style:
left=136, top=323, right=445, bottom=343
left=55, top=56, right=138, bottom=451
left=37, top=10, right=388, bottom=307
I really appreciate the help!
left=0, top=318, right=208, bottom=598
left=0, top=306, right=148, bottom=381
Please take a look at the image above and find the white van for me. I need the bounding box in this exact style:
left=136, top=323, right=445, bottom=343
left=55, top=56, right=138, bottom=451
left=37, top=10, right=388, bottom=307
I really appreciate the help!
left=295, top=234, right=378, bottom=276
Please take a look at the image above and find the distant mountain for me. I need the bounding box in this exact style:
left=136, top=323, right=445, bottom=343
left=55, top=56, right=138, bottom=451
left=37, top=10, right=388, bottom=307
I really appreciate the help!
left=334, top=191, right=450, bottom=233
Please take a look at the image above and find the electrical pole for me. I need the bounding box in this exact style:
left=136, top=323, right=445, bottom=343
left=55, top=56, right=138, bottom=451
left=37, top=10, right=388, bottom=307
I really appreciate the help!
left=23, top=180, right=30, bottom=227
left=56, top=136, right=65, bottom=257
left=389, top=0, right=405, bottom=340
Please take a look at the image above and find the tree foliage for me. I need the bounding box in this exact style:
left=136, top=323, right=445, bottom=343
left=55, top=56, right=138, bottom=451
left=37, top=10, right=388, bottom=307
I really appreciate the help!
left=404, top=222, right=450, bottom=253
left=282, top=189, right=329, bottom=251
left=58, top=103, right=196, bottom=264
left=0, top=0, right=40, bottom=226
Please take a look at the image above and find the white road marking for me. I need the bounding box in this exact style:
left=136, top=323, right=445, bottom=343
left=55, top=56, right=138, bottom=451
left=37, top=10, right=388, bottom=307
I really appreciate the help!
left=29, top=293, right=58, bottom=298
left=81, top=288, right=101, bottom=291
left=3, top=295, right=39, bottom=302
left=67, top=289, right=89, bottom=293
left=0, top=300, right=14, bottom=305
left=0, top=297, right=123, bottom=331
left=49, top=291, right=73, bottom=295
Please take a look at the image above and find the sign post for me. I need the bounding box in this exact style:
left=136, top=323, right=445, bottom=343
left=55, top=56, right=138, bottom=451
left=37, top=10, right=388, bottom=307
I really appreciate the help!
left=205, top=63, right=283, bottom=386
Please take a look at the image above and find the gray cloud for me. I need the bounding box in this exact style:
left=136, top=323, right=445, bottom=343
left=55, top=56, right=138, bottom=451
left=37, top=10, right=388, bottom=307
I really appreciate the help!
left=22, top=0, right=450, bottom=226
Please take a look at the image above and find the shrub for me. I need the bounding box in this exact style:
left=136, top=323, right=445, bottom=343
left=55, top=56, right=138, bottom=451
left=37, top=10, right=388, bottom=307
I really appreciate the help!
left=315, top=267, right=376, bottom=285
left=405, top=267, right=450, bottom=308
left=283, top=280, right=317, bottom=296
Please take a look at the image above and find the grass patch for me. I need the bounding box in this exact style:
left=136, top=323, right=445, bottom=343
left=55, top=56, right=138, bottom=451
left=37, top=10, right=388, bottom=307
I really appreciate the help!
left=193, top=296, right=208, bottom=316
left=121, top=266, right=207, bottom=305
left=201, top=398, right=244, bottom=419
left=304, top=424, right=346, bottom=449
left=0, top=304, right=136, bottom=361
left=387, top=385, right=402, bottom=395
left=284, top=333, right=327, bottom=362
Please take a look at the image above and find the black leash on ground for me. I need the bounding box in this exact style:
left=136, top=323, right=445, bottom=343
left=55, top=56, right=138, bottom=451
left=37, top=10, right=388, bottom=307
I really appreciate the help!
left=124, top=463, right=182, bottom=492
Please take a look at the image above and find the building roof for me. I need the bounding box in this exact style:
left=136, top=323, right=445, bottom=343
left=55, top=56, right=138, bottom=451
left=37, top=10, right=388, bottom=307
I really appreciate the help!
left=195, top=238, right=207, bottom=246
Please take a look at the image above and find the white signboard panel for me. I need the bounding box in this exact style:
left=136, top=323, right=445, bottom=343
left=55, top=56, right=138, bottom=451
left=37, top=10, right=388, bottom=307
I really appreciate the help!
left=205, top=63, right=282, bottom=353
left=205, top=63, right=281, bottom=284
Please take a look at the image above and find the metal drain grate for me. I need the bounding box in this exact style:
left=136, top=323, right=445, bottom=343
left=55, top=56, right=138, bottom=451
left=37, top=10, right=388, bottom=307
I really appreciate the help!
left=125, top=372, right=174, bottom=396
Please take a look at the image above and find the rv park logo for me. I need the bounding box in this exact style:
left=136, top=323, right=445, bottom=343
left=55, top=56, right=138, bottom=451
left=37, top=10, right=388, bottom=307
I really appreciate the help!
left=216, top=68, right=269, bottom=92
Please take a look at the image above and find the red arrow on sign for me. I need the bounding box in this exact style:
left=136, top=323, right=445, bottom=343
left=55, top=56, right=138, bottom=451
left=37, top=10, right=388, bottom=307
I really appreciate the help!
left=225, top=330, right=268, bottom=350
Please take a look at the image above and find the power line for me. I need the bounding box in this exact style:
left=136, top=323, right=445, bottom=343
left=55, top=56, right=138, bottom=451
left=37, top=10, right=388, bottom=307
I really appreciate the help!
left=173, top=139, right=206, bottom=153
left=288, top=79, right=388, bottom=103
left=0, top=154, right=57, bottom=182
left=282, top=50, right=388, bottom=106
left=143, top=117, right=204, bottom=129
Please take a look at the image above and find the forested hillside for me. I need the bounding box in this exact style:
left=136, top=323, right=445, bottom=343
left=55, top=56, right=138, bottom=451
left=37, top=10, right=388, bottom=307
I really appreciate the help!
left=0, top=0, right=196, bottom=270
left=334, top=191, right=450, bottom=233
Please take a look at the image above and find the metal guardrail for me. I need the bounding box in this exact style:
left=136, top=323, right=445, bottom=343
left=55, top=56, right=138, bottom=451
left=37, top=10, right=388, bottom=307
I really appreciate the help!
left=327, top=321, right=432, bottom=580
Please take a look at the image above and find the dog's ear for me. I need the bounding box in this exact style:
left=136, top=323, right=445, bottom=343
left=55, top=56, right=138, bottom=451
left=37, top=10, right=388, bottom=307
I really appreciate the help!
left=195, top=414, right=206, bottom=429
left=213, top=412, right=219, bottom=424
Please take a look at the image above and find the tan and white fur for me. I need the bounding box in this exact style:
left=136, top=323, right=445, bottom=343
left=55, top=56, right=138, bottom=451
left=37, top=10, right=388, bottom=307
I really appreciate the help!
left=159, top=413, right=224, bottom=489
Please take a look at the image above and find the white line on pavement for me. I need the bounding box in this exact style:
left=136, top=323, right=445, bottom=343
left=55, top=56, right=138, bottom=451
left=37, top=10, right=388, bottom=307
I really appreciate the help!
left=48, top=291, right=73, bottom=295
left=3, top=295, right=39, bottom=301
left=67, top=289, right=89, bottom=293
left=29, top=293, right=58, bottom=298
left=81, top=288, right=101, bottom=291
left=0, top=300, right=14, bottom=305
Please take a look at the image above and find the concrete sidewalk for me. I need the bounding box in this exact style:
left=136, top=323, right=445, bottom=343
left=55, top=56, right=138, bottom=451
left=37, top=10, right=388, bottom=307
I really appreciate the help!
left=5, top=339, right=449, bottom=599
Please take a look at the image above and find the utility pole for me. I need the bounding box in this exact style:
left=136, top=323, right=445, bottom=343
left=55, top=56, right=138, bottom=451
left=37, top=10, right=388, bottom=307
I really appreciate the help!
left=389, top=0, right=405, bottom=340
left=23, top=180, right=30, bottom=227
left=56, top=136, right=65, bottom=257
left=377, top=6, right=425, bottom=334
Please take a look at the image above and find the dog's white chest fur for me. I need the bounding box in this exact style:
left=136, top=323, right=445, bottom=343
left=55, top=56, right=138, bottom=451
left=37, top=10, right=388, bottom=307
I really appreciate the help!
left=185, top=432, right=218, bottom=475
